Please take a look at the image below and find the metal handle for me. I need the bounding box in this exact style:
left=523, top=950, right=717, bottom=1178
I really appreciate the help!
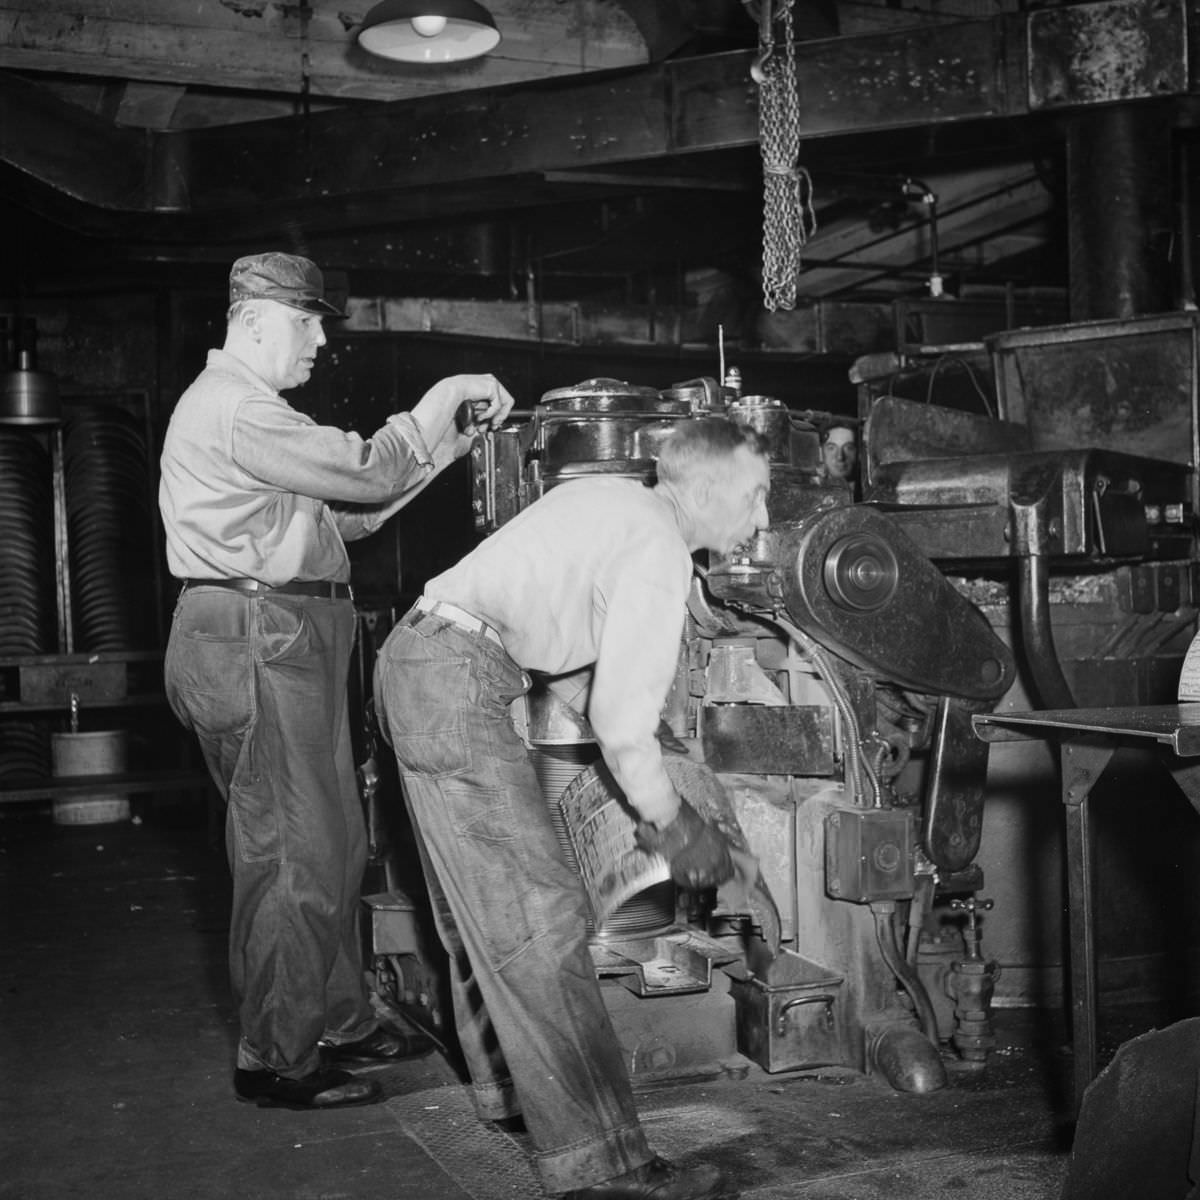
left=776, top=993, right=836, bottom=1036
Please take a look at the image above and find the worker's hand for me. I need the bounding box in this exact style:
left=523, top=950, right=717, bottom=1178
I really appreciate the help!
left=635, top=799, right=736, bottom=890
left=410, top=374, right=516, bottom=463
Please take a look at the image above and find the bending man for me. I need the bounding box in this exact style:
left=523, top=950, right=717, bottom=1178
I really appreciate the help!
left=374, top=419, right=770, bottom=1200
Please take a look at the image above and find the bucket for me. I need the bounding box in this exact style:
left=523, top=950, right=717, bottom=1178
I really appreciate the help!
left=50, top=730, right=130, bottom=825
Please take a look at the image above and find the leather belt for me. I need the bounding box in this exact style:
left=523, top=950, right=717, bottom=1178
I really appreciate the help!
left=183, top=578, right=351, bottom=601
left=414, top=596, right=503, bottom=647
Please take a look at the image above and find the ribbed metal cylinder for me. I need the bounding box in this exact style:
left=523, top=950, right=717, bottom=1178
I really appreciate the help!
left=530, top=742, right=676, bottom=939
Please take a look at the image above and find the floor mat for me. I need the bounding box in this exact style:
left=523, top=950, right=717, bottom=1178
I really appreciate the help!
left=388, top=1085, right=544, bottom=1200
left=385, top=1086, right=759, bottom=1200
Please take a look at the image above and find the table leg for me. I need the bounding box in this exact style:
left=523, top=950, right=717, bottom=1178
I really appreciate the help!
left=1060, top=739, right=1116, bottom=1113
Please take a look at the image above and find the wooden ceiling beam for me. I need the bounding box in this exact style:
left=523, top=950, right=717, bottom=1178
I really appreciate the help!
left=0, top=0, right=651, bottom=104
left=0, top=0, right=1191, bottom=229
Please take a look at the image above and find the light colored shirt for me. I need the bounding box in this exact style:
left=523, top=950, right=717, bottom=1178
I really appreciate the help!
left=159, top=349, right=435, bottom=585
left=427, top=477, right=694, bottom=825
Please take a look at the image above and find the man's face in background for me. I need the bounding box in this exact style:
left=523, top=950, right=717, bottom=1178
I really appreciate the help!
left=822, top=426, right=858, bottom=481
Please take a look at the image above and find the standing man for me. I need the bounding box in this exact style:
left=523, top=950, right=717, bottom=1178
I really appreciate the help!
left=373, top=419, right=770, bottom=1200
left=160, top=251, right=513, bottom=1111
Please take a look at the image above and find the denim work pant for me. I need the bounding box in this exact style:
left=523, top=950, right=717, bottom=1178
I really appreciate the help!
left=374, top=610, right=652, bottom=1195
left=164, top=586, right=376, bottom=1077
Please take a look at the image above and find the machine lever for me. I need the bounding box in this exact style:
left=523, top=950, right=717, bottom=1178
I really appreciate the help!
left=725, top=846, right=783, bottom=960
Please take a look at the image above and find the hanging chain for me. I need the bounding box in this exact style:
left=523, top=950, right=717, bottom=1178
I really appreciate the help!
left=757, top=0, right=816, bottom=312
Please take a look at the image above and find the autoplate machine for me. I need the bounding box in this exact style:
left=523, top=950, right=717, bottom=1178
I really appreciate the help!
left=426, top=314, right=1197, bottom=1093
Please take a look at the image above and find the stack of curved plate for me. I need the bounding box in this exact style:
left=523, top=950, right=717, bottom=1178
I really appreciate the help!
left=0, top=721, right=50, bottom=786
left=0, top=428, right=55, bottom=784
left=0, top=429, right=55, bottom=657
left=63, top=405, right=154, bottom=652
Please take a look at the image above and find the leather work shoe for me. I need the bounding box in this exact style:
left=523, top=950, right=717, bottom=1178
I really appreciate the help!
left=320, top=1026, right=435, bottom=1064
left=234, top=1066, right=382, bottom=1110
left=563, top=1156, right=736, bottom=1200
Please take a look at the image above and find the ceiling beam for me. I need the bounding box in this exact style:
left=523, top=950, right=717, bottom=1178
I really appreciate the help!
left=0, top=0, right=651, bottom=103
left=0, top=0, right=1191, bottom=233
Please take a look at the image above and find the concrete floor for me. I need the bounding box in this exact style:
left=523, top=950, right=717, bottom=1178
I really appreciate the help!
left=0, top=798, right=1156, bottom=1200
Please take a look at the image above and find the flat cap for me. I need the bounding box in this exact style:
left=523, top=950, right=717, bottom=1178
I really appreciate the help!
left=229, top=252, right=345, bottom=317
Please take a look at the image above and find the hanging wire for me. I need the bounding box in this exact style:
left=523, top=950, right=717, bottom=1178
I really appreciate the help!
left=923, top=354, right=996, bottom=418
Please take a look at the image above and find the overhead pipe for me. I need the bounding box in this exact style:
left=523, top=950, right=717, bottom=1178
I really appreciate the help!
left=1010, top=462, right=1076, bottom=710
left=1016, top=554, right=1076, bottom=710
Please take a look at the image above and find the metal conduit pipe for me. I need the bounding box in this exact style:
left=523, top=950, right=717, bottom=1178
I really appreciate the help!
left=1017, top=554, right=1076, bottom=710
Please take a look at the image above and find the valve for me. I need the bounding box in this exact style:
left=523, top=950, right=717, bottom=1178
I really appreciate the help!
left=946, top=896, right=1000, bottom=1066
left=950, top=895, right=994, bottom=962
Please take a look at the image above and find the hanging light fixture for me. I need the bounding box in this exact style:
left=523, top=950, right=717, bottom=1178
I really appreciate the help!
left=357, top=0, right=501, bottom=63
left=0, top=318, right=60, bottom=426
left=0, top=349, right=60, bottom=426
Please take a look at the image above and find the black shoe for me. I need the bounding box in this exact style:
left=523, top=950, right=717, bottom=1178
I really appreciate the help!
left=234, top=1066, right=382, bottom=1110
left=320, top=1026, right=435, bottom=1064
left=563, top=1157, right=736, bottom=1200
left=491, top=1115, right=527, bottom=1135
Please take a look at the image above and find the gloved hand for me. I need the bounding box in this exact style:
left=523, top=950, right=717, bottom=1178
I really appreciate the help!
left=635, top=799, right=736, bottom=890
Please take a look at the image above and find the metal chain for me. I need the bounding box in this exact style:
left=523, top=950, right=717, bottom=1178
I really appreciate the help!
left=757, top=0, right=816, bottom=312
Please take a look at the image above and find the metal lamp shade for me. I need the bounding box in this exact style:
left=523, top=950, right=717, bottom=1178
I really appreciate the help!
left=0, top=352, right=60, bottom=426
left=358, top=0, right=501, bottom=63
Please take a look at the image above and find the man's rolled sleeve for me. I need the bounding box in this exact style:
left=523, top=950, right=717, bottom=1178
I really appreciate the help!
left=329, top=414, right=440, bottom=540
left=587, top=554, right=692, bottom=827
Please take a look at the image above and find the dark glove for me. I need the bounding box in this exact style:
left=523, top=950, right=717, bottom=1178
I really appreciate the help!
left=635, top=799, right=736, bottom=890
left=655, top=718, right=689, bottom=757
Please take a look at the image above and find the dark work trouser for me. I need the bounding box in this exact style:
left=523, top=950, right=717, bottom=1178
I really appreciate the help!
left=165, top=585, right=376, bottom=1078
left=374, top=607, right=652, bottom=1195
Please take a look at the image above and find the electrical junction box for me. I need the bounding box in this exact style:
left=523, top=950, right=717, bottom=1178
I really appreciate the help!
left=825, top=807, right=915, bottom=902
left=362, top=891, right=421, bottom=956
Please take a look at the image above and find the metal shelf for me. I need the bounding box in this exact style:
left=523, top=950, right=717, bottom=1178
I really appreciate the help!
left=0, top=693, right=170, bottom=715
left=0, top=768, right=212, bottom=805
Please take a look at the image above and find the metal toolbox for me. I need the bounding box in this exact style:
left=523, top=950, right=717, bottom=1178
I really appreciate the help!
left=726, top=950, right=845, bottom=1073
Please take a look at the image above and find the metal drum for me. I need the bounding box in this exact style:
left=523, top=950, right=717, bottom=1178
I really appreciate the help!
left=535, top=377, right=690, bottom=486
left=729, top=394, right=822, bottom=473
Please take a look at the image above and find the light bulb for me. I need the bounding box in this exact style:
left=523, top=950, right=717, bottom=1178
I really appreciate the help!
left=410, top=14, right=448, bottom=38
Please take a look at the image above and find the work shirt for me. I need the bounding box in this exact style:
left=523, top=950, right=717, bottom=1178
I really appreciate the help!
left=159, top=349, right=435, bottom=585
left=427, top=476, right=694, bottom=826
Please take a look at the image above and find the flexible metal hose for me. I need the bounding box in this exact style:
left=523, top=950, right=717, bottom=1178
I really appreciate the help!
left=872, top=901, right=940, bottom=1044
left=768, top=613, right=881, bottom=806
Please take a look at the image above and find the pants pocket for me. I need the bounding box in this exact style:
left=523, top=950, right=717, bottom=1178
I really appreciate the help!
left=227, top=768, right=281, bottom=863
left=165, top=618, right=253, bottom=739
left=381, top=654, right=473, bottom=778
left=432, top=781, right=549, bottom=970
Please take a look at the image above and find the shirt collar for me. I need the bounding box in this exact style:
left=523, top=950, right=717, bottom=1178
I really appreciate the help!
left=206, top=347, right=282, bottom=399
